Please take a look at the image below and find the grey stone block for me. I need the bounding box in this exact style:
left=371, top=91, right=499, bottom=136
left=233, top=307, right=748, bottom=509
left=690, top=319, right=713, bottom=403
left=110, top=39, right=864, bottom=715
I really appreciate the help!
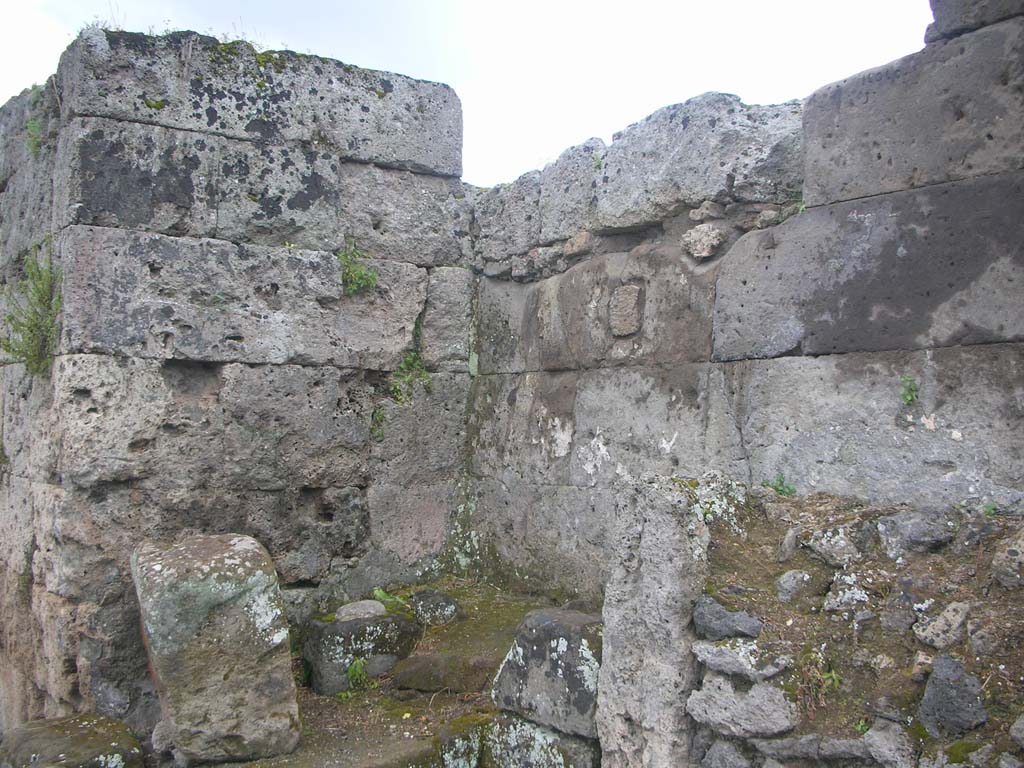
left=58, top=226, right=428, bottom=369
left=131, top=535, right=299, bottom=763
left=477, top=246, right=715, bottom=375
left=594, top=93, right=802, bottom=230
left=722, top=344, right=1024, bottom=510
left=484, top=713, right=600, bottom=768
left=538, top=138, right=605, bottom=243
left=421, top=267, right=475, bottom=371
left=918, top=655, right=988, bottom=737
left=686, top=672, right=798, bottom=739
left=492, top=608, right=602, bottom=738
left=54, top=118, right=470, bottom=264
left=803, top=18, right=1024, bottom=205
left=926, top=0, right=1024, bottom=41
left=472, top=172, right=541, bottom=265
left=714, top=171, right=1024, bottom=362
left=57, top=29, right=462, bottom=176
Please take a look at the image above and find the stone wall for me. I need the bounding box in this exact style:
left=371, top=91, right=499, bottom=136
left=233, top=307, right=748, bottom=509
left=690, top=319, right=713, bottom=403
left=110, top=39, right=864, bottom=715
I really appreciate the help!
left=0, top=29, right=474, bottom=735
left=0, top=0, right=1022, bottom=751
left=466, top=7, right=1024, bottom=601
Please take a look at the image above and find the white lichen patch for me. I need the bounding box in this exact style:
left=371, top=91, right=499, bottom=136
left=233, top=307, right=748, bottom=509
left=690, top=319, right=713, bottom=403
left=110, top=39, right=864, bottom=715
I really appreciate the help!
left=579, top=431, right=611, bottom=477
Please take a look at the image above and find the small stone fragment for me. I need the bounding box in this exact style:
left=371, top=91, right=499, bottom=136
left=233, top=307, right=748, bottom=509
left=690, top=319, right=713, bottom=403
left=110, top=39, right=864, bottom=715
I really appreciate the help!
left=754, top=210, right=782, bottom=229
left=609, top=284, right=643, bottom=337
left=863, top=720, right=916, bottom=768
left=823, top=573, right=870, bottom=612
left=992, top=527, right=1024, bottom=588
left=0, top=715, right=143, bottom=768
left=391, top=653, right=495, bottom=693
left=685, top=672, right=798, bottom=739
left=918, top=655, right=988, bottom=738
left=806, top=525, right=861, bottom=567
left=913, top=601, right=970, bottom=649
left=408, top=589, right=463, bottom=626
left=999, top=753, right=1024, bottom=768
left=702, top=739, right=752, bottom=768
left=334, top=599, right=388, bottom=623
left=692, top=640, right=792, bottom=682
left=775, top=570, right=811, bottom=603
left=302, top=612, right=419, bottom=695
left=689, top=201, right=726, bottom=222
left=681, top=223, right=729, bottom=261
left=1011, top=713, right=1024, bottom=749
left=876, top=510, right=955, bottom=560
left=693, top=597, right=762, bottom=641
left=911, top=651, right=934, bottom=682
left=777, top=527, right=799, bottom=563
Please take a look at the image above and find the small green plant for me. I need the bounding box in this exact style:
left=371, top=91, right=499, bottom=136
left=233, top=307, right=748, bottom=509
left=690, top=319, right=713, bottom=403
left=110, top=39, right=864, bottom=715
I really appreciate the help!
left=762, top=474, right=796, bottom=497
left=593, top=156, right=603, bottom=170
left=788, top=647, right=842, bottom=720
left=336, top=238, right=378, bottom=296
left=346, top=656, right=369, bottom=690
left=369, top=405, right=386, bottom=440
left=142, top=96, right=167, bottom=110
left=372, top=587, right=409, bottom=612
left=25, top=118, right=43, bottom=158
left=1, top=242, right=62, bottom=377
left=855, top=718, right=870, bottom=735
left=254, top=49, right=286, bottom=73
left=899, top=374, right=919, bottom=405
left=388, top=351, right=431, bottom=403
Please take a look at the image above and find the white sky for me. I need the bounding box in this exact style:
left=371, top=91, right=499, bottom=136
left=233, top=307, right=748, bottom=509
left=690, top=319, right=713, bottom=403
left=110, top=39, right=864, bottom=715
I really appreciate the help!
left=2, top=1, right=934, bottom=187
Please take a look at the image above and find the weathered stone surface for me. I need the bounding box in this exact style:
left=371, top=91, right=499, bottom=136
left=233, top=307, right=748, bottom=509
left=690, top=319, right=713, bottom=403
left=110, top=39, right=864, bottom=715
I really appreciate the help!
left=805, top=524, right=861, bottom=567
left=722, top=344, right=1024, bottom=510
left=0, top=714, right=143, bottom=768
left=692, top=640, right=791, bottom=682
left=491, top=608, right=602, bottom=738
left=918, top=655, right=988, bottom=737
left=701, top=740, right=752, bottom=768
left=538, top=138, right=605, bottom=243
left=685, top=672, right=798, bottom=739
left=992, top=526, right=1024, bottom=588
left=594, top=94, right=802, bottom=229
left=421, top=267, right=475, bottom=371
left=302, top=612, right=419, bottom=695
left=863, top=720, right=916, bottom=768
left=693, top=597, right=762, bottom=641
left=680, top=222, right=729, bottom=261
left=914, top=601, right=970, bottom=649
left=597, top=481, right=710, bottom=767
left=483, top=713, right=600, bottom=768
left=1011, top=713, right=1024, bottom=748
left=57, top=29, right=462, bottom=175
left=714, top=172, right=1024, bottom=361
left=876, top=510, right=957, bottom=560
left=54, top=118, right=470, bottom=263
left=408, top=589, right=463, bottom=626
left=803, top=18, right=1024, bottom=205
left=391, top=653, right=494, bottom=693
left=131, top=534, right=299, bottom=764
left=607, top=284, right=643, bottom=337
left=926, top=0, right=1024, bottom=41
left=775, top=570, right=811, bottom=603
left=472, top=172, right=541, bottom=266
left=332, top=599, right=387, bottom=623
left=477, top=246, right=716, bottom=374
left=58, top=226, right=427, bottom=368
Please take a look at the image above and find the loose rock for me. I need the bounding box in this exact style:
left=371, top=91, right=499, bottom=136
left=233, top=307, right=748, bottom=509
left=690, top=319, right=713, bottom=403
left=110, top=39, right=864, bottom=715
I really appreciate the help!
left=992, top=527, right=1024, bottom=589
left=913, top=601, right=970, bottom=650
left=876, top=510, right=955, bottom=560
left=918, top=655, right=988, bottom=737
left=775, top=570, right=811, bottom=603
left=701, top=739, right=752, bottom=768
left=408, top=589, right=464, bottom=626
left=692, top=640, right=791, bottom=682
left=685, top=672, right=798, bottom=739
left=693, top=597, right=762, bottom=641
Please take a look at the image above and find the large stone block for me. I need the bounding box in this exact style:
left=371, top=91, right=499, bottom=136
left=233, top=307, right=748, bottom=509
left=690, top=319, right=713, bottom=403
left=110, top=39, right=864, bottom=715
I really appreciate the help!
left=570, top=364, right=748, bottom=488
left=713, top=172, right=1024, bottom=361
left=492, top=608, right=603, bottom=738
left=54, top=118, right=470, bottom=263
left=594, top=93, right=802, bottom=230
left=421, top=267, right=476, bottom=372
left=597, top=480, right=710, bottom=767
left=472, top=172, right=541, bottom=266
left=724, top=344, right=1024, bottom=510
left=477, top=246, right=716, bottom=375
left=131, top=534, right=299, bottom=764
left=0, top=714, right=143, bottom=768
left=57, top=29, right=462, bottom=176
left=58, top=226, right=427, bottom=368
left=470, top=478, right=617, bottom=601
left=926, top=0, right=1024, bottom=41
left=483, top=713, right=600, bottom=768
left=803, top=18, right=1024, bottom=205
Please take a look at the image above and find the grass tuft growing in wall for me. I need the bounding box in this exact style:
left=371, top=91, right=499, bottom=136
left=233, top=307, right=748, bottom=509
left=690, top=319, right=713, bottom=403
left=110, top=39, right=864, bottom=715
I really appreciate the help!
left=1, top=241, right=62, bottom=377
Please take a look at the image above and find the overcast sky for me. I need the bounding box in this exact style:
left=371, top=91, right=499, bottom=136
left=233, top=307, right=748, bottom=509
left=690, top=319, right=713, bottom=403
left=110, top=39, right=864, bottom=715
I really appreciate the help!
left=2, top=1, right=934, bottom=187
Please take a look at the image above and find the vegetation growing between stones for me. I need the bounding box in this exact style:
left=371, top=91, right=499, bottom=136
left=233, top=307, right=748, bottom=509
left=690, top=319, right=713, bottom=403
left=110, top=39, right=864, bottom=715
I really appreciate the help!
left=388, top=352, right=430, bottom=403
left=785, top=646, right=842, bottom=720
left=762, top=474, right=796, bottom=497
left=900, top=374, right=920, bottom=405
left=337, top=238, right=378, bottom=296
left=24, top=117, right=43, bottom=158
left=1, top=241, right=62, bottom=377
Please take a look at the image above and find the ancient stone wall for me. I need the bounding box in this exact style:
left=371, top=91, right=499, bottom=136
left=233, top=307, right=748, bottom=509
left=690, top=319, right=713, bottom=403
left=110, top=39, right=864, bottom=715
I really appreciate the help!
left=0, top=28, right=474, bottom=735
left=0, top=0, right=1022, bottom=750
left=466, top=7, right=1024, bottom=600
